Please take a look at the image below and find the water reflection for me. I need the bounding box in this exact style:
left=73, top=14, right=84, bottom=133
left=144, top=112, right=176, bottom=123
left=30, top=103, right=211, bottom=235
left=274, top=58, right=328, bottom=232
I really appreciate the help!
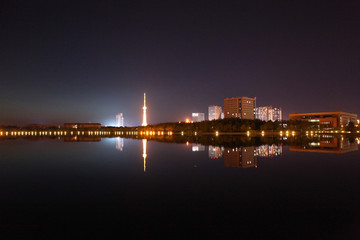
left=64, top=136, right=101, bottom=142
left=290, top=135, right=358, bottom=154
left=224, top=147, right=257, bottom=168
left=192, top=144, right=205, bottom=152
left=209, top=145, right=223, bottom=159
left=255, top=144, right=283, bottom=157
left=115, top=137, right=124, bottom=151
left=142, top=139, right=147, bottom=172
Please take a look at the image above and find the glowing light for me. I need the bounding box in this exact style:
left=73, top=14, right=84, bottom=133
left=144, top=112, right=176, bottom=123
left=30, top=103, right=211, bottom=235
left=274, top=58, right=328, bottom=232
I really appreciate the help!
left=215, top=131, right=219, bottom=136
left=142, top=139, right=147, bottom=172
left=142, top=93, right=148, bottom=127
left=261, top=131, right=265, bottom=136
left=185, top=118, right=190, bottom=123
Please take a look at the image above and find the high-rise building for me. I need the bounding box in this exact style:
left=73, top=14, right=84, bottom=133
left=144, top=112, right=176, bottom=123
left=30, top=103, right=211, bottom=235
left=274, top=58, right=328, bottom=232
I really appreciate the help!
left=272, top=107, right=282, bottom=122
left=116, top=113, right=124, bottom=127
left=192, top=113, right=205, bottom=122
left=208, top=105, right=222, bottom=121
left=224, top=96, right=256, bottom=119
left=256, top=106, right=282, bottom=122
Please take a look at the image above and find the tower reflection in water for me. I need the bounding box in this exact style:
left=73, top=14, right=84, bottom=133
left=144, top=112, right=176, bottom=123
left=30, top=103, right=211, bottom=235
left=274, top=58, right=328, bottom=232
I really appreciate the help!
left=142, top=139, right=147, bottom=172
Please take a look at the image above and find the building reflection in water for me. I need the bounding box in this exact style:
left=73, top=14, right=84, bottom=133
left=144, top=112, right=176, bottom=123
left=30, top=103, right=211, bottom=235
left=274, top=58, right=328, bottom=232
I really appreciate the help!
left=192, top=144, right=205, bottom=152
left=223, top=144, right=283, bottom=168
left=208, top=145, right=223, bottom=159
left=142, top=139, right=147, bottom=172
left=224, top=147, right=257, bottom=168
left=255, top=144, right=283, bottom=157
left=115, top=137, right=124, bottom=151
left=289, top=135, right=359, bottom=154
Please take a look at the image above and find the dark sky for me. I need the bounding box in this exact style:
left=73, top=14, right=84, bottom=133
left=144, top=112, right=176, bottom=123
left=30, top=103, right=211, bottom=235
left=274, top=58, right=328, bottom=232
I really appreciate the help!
left=1, top=0, right=359, bottom=126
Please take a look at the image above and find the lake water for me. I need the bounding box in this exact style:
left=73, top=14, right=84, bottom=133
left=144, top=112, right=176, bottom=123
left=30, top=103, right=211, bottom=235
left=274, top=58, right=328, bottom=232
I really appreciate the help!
left=0, top=136, right=360, bottom=239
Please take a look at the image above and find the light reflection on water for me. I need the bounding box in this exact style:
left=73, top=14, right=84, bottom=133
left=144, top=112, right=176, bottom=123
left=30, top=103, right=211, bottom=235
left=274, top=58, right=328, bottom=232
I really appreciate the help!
left=108, top=135, right=358, bottom=171
left=0, top=135, right=359, bottom=239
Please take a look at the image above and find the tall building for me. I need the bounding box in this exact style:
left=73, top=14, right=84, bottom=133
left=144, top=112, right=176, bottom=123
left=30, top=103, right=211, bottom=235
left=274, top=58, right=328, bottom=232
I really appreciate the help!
left=116, top=113, right=124, bottom=127
left=256, top=106, right=282, bottom=122
left=208, top=105, right=222, bottom=121
left=224, top=96, right=256, bottom=120
left=192, top=113, right=205, bottom=122
left=272, top=107, right=282, bottom=122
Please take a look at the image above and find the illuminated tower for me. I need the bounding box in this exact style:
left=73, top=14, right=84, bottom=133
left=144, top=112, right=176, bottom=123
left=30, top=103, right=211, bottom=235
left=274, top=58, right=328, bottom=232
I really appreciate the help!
left=142, top=93, right=148, bottom=126
left=142, top=139, right=147, bottom=172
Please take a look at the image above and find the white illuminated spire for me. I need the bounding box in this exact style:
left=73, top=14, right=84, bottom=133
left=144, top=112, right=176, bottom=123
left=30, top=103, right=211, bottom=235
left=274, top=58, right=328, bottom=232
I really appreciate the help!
left=142, top=93, right=148, bottom=126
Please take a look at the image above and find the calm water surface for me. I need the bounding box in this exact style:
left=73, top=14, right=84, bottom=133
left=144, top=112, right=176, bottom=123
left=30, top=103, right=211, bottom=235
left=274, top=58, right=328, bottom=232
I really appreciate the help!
left=0, top=136, right=360, bottom=239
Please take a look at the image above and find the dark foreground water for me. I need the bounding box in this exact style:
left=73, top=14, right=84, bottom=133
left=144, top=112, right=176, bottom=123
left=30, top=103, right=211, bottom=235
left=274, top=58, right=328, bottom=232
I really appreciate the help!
left=0, top=136, right=360, bottom=239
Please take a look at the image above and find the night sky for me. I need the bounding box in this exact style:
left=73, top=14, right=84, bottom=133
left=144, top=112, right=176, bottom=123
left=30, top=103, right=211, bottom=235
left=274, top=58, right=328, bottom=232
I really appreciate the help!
left=1, top=0, right=359, bottom=126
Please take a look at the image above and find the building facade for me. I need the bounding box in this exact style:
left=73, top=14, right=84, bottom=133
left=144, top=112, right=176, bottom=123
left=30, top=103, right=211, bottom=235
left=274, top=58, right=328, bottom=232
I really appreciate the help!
left=208, top=105, right=222, bottom=121
left=192, top=113, right=205, bottom=122
left=256, top=106, right=282, bottom=121
left=116, top=113, right=124, bottom=127
left=289, top=111, right=358, bottom=129
left=224, top=96, right=256, bottom=120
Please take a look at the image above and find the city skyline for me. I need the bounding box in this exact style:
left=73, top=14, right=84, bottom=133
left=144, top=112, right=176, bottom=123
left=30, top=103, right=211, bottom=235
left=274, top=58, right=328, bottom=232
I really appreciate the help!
left=1, top=1, right=359, bottom=126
